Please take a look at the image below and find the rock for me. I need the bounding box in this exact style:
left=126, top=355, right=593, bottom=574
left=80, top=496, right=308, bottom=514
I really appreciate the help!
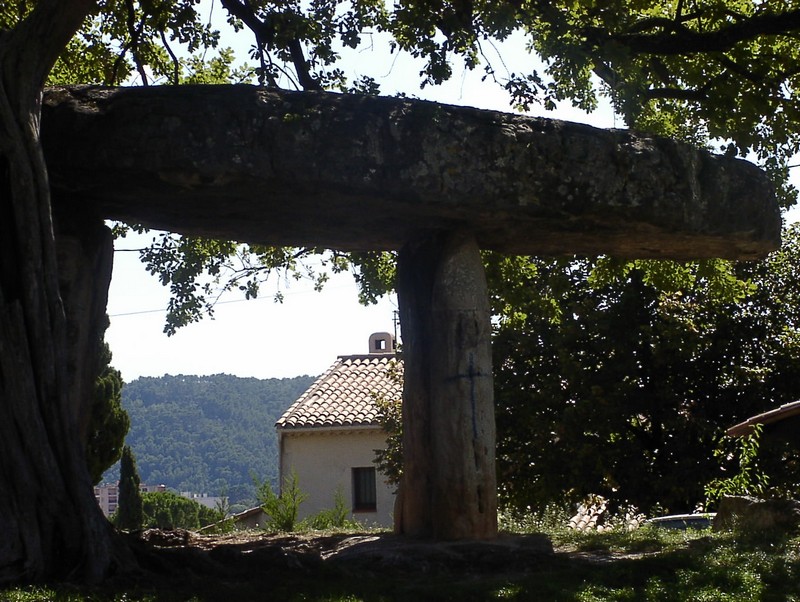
left=713, top=495, right=800, bottom=532
left=140, top=528, right=192, bottom=547
left=42, top=85, right=779, bottom=260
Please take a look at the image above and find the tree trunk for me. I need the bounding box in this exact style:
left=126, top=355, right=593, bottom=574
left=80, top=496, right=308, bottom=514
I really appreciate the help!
left=54, top=206, right=115, bottom=447
left=0, top=0, right=118, bottom=583
left=394, top=231, right=497, bottom=539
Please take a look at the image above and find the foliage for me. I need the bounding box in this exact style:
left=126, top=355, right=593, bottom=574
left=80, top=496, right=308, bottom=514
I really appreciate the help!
left=141, top=491, right=224, bottom=530
left=121, top=227, right=349, bottom=335
left=348, top=252, right=397, bottom=306
left=203, top=497, right=237, bottom=534
left=44, top=0, right=219, bottom=87
left=491, top=224, right=800, bottom=515
left=115, top=446, right=143, bottom=531
left=126, top=226, right=388, bottom=335
left=371, top=361, right=403, bottom=491
left=705, top=425, right=770, bottom=508
left=373, top=394, right=403, bottom=491
left=499, top=503, right=572, bottom=537
left=513, top=3, right=800, bottom=208
left=301, top=489, right=358, bottom=531
left=180, top=47, right=256, bottom=85
left=256, top=470, right=308, bottom=532
left=103, top=374, right=314, bottom=509
left=85, top=341, right=130, bottom=486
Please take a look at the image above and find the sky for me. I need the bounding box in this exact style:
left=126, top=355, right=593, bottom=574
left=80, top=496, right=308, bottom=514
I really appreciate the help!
left=103, top=4, right=798, bottom=383
left=106, top=241, right=401, bottom=380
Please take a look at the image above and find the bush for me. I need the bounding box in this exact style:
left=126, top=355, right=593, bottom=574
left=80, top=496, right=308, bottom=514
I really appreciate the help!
left=302, top=489, right=358, bottom=531
left=257, top=471, right=307, bottom=532
left=141, top=491, right=224, bottom=530
left=705, top=425, right=770, bottom=510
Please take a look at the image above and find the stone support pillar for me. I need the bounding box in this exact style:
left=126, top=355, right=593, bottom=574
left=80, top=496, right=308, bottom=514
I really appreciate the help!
left=394, top=230, right=497, bottom=540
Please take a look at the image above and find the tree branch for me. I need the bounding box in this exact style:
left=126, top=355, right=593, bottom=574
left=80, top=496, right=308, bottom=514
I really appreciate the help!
left=287, top=38, right=321, bottom=91
left=624, top=12, right=703, bottom=36
left=644, top=87, right=709, bottom=102
left=7, top=0, right=96, bottom=90
left=219, top=0, right=272, bottom=48
left=160, top=31, right=180, bottom=86
left=220, top=0, right=321, bottom=90
left=607, top=9, right=800, bottom=56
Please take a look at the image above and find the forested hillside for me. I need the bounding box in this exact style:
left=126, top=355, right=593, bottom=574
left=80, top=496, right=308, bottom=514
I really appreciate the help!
left=103, top=374, right=316, bottom=510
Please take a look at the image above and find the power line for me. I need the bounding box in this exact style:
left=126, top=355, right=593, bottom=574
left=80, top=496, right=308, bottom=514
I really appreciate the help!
left=108, top=295, right=260, bottom=318
left=108, top=284, right=397, bottom=318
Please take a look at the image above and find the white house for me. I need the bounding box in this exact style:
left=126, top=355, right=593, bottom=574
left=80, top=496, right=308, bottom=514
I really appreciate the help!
left=275, top=332, right=402, bottom=528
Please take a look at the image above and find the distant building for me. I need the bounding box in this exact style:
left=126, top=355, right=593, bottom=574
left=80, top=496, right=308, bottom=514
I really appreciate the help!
left=94, top=482, right=166, bottom=517
left=180, top=492, right=226, bottom=511
left=142, top=484, right=168, bottom=494
left=94, top=484, right=119, bottom=517
left=275, top=332, right=402, bottom=528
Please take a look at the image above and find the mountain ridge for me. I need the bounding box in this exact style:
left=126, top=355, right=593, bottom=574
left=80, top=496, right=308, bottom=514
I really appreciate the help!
left=102, top=373, right=317, bottom=511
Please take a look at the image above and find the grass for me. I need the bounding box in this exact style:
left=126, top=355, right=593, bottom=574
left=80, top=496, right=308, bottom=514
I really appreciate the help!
left=2, top=521, right=800, bottom=601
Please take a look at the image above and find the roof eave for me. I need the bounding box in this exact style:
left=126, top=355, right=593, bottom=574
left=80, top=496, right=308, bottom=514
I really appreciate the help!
left=276, top=424, right=383, bottom=435
left=726, top=400, right=800, bottom=437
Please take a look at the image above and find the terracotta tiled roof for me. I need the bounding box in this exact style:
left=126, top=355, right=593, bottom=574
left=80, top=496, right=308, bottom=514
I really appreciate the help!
left=276, top=354, right=403, bottom=430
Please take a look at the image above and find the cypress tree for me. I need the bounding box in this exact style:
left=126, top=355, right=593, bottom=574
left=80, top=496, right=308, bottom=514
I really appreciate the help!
left=116, top=445, right=143, bottom=531
left=86, top=341, right=129, bottom=485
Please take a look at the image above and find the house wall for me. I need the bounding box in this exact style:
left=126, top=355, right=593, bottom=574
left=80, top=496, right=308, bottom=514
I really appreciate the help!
left=280, top=428, right=395, bottom=528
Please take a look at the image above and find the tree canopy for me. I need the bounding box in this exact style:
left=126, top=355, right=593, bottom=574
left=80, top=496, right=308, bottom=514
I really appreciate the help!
left=491, top=224, right=800, bottom=514
left=140, top=490, right=224, bottom=530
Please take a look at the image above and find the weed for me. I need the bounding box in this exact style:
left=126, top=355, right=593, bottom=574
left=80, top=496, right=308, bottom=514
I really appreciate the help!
left=256, top=470, right=308, bottom=532
left=301, top=489, right=360, bottom=531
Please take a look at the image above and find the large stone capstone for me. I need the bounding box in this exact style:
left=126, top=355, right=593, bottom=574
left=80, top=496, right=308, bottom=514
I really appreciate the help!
left=42, top=85, right=780, bottom=259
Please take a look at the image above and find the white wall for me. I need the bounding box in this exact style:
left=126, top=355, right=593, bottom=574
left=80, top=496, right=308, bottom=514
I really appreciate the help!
left=280, top=428, right=395, bottom=528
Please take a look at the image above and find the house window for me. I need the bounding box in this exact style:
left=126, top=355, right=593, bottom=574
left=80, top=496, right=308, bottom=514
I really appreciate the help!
left=352, top=467, right=377, bottom=512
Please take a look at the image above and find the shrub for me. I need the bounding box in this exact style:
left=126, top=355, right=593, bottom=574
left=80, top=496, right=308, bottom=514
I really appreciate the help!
left=302, top=489, right=358, bottom=531
left=257, top=471, right=307, bottom=532
left=141, top=491, right=224, bottom=530
left=705, top=424, right=770, bottom=509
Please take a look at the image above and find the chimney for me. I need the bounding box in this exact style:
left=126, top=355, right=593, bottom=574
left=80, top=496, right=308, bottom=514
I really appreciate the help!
left=368, top=332, right=395, bottom=355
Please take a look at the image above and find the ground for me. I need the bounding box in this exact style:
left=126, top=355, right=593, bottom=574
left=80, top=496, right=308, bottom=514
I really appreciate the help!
left=7, top=526, right=799, bottom=600
left=91, top=528, right=657, bottom=601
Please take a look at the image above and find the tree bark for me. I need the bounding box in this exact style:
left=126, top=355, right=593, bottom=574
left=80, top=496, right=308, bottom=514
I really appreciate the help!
left=0, top=0, right=119, bottom=584
left=54, top=207, right=115, bottom=450
left=395, top=231, right=497, bottom=540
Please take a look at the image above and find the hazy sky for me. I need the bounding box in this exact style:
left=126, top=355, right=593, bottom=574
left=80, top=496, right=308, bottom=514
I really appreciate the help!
left=103, top=7, right=797, bottom=383
left=106, top=244, right=398, bottom=380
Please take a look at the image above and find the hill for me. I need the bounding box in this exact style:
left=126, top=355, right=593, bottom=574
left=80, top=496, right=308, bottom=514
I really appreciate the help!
left=103, top=373, right=316, bottom=510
